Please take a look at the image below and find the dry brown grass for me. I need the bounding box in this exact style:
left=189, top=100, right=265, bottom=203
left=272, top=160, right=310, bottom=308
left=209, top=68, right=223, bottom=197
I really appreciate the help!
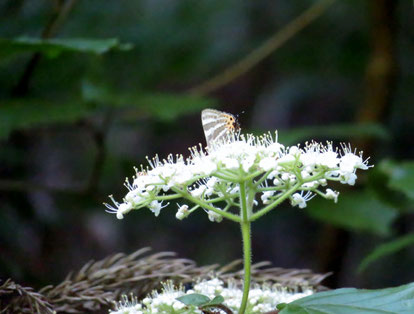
left=0, top=247, right=329, bottom=313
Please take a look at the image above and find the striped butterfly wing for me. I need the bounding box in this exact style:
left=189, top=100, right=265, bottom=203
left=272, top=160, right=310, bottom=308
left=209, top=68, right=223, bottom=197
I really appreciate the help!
left=201, top=109, right=239, bottom=147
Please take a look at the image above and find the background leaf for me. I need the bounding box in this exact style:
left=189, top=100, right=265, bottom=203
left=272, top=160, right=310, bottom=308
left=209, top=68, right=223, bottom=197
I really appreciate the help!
left=358, top=233, right=414, bottom=273
left=305, top=191, right=398, bottom=236
left=0, top=37, right=132, bottom=60
left=379, top=160, right=414, bottom=201
left=0, top=99, right=92, bottom=140
left=82, top=80, right=216, bottom=121
left=278, top=282, right=414, bottom=313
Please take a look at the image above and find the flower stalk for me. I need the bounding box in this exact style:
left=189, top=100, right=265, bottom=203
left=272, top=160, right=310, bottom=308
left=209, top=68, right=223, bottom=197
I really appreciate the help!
left=240, top=219, right=252, bottom=314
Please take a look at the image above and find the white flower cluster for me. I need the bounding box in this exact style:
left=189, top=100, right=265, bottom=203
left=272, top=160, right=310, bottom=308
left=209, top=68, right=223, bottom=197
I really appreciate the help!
left=110, top=281, right=198, bottom=314
left=106, top=132, right=370, bottom=221
left=110, top=278, right=314, bottom=314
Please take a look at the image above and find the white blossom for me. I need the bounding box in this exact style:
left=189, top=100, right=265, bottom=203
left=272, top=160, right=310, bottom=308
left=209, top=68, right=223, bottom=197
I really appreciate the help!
left=149, top=200, right=168, bottom=217
left=106, top=132, right=370, bottom=221
left=261, top=191, right=275, bottom=204
left=290, top=192, right=314, bottom=209
left=110, top=278, right=314, bottom=314
left=340, top=172, right=357, bottom=185
left=325, top=189, right=339, bottom=203
left=208, top=210, right=223, bottom=223
left=176, top=204, right=189, bottom=220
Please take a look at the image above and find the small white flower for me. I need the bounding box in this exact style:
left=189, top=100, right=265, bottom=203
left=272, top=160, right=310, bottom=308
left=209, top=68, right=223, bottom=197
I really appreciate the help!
left=176, top=204, right=189, bottom=220
left=277, top=154, right=295, bottom=165
left=302, top=181, right=319, bottom=189
left=288, top=146, right=300, bottom=155
left=320, top=150, right=339, bottom=168
left=200, top=159, right=217, bottom=175
left=259, top=157, right=277, bottom=171
left=206, top=177, right=218, bottom=188
left=325, top=189, right=339, bottom=203
left=281, top=173, right=290, bottom=181
left=318, top=178, right=327, bottom=186
left=340, top=152, right=368, bottom=173
left=117, top=202, right=133, bottom=219
left=190, top=185, right=206, bottom=198
left=291, top=193, right=306, bottom=208
left=290, top=192, right=314, bottom=208
left=340, top=172, right=357, bottom=185
left=208, top=210, right=223, bottom=222
left=268, top=170, right=279, bottom=180
left=273, top=178, right=283, bottom=186
left=222, top=157, right=239, bottom=169
left=242, top=155, right=256, bottom=172
left=267, top=142, right=284, bottom=154
left=300, top=150, right=319, bottom=168
left=149, top=200, right=168, bottom=216
left=261, top=191, right=275, bottom=204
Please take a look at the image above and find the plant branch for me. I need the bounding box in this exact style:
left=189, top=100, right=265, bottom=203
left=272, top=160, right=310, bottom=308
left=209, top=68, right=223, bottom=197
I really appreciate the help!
left=12, top=0, right=79, bottom=96
left=171, top=186, right=241, bottom=222
left=188, top=0, right=336, bottom=96
left=85, top=110, right=113, bottom=194
left=251, top=182, right=301, bottom=221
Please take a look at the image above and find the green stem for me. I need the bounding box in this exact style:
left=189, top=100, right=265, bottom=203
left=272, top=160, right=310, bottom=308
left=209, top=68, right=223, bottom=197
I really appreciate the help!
left=239, top=220, right=251, bottom=314
left=239, top=182, right=251, bottom=314
left=154, top=193, right=182, bottom=201
left=250, top=182, right=301, bottom=221
left=171, top=186, right=241, bottom=222
left=253, top=169, right=274, bottom=187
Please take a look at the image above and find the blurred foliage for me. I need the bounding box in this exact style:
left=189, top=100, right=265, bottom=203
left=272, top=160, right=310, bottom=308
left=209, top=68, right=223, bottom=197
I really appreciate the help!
left=0, top=37, right=132, bottom=61
left=306, top=191, right=398, bottom=237
left=0, top=81, right=214, bottom=139
left=358, top=233, right=414, bottom=273
left=0, top=0, right=413, bottom=295
left=81, top=80, right=215, bottom=122
left=0, top=99, right=91, bottom=140
left=378, top=160, right=414, bottom=201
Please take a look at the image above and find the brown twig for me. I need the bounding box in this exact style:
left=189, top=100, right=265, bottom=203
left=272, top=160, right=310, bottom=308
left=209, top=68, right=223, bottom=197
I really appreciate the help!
left=188, top=0, right=336, bottom=96
left=85, top=110, right=114, bottom=194
left=318, top=0, right=397, bottom=288
left=12, top=0, right=79, bottom=96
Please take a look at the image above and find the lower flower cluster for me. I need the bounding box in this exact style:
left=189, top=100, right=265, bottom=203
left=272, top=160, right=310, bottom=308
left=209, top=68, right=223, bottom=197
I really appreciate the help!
left=110, top=278, right=314, bottom=314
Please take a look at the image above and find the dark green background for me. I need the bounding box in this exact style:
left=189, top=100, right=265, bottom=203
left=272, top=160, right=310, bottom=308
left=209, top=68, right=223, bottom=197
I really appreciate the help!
left=0, top=0, right=413, bottom=291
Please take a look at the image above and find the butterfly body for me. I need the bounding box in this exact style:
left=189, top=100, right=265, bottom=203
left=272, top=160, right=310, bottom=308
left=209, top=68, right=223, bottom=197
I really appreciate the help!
left=201, top=109, right=239, bottom=147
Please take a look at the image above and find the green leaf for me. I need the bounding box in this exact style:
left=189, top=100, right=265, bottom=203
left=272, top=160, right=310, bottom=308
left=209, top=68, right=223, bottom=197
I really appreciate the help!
left=176, top=293, right=211, bottom=306
left=0, top=99, right=93, bottom=140
left=206, top=295, right=225, bottom=305
left=279, top=282, right=414, bottom=313
left=379, top=160, right=414, bottom=201
left=305, top=191, right=398, bottom=236
left=278, top=123, right=390, bottom=145
left=0, top=85, right=213, bottom=140
left=0, top=37, right=132, bottom=60
left=82, top=80, right=215, bottom=121
left=358, top=233, right=414, bottom=273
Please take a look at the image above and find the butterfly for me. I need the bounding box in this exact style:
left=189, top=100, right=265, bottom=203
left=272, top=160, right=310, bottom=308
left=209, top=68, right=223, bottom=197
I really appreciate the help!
left=201, top=108, right=240, bottom=147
